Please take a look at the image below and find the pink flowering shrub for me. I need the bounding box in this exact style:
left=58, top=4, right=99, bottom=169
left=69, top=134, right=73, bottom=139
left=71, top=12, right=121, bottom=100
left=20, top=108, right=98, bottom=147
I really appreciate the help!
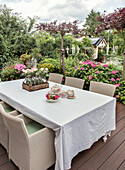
left=1, top=64, right=26, bottom=81
left=15, top=64, right=26, bottom=73
left=65, top=60, right=124, bottom=104
left=115, top=80, right=125, bottom=104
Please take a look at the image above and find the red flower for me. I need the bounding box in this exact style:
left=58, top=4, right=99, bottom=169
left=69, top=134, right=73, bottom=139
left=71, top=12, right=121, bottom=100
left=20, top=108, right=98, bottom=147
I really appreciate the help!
left=11, top=64, right=13, bottom=69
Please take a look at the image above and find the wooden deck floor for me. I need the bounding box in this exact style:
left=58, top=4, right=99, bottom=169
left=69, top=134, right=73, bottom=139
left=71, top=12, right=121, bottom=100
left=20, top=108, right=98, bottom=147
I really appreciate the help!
left=0, top=102, right=125, bottom=170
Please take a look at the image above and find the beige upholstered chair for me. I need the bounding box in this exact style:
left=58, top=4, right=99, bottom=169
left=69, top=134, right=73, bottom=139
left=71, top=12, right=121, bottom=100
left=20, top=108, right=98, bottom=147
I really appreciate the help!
left=3, top=113, right=55, bottom=170
left=65, top=77, right=85, bottom=89
left=0, top=102, right=19, bottom=151
left=49, top=73, right=63, bottom=84
left=89, top=81, right=116, bottom=97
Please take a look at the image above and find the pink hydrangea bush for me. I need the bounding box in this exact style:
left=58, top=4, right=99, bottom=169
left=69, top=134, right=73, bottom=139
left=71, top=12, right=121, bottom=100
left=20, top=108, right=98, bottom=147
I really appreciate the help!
left=67, top=60, right=124, bottom=104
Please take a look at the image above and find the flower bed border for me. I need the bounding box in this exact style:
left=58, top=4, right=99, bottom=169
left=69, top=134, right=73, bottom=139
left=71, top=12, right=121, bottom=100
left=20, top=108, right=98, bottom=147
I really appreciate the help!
left=22, top=82, right=49, bottom=92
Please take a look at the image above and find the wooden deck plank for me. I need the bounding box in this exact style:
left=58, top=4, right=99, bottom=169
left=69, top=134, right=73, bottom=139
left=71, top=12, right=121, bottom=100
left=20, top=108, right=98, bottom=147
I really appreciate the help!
left=98, top=141, right=125, bottom=170
left=0, top=154, right=9, bottom=166
left=116, top=103, right=125, bottom=113
left=0, top=145, right=6, bottom=156
left=117, top=109, right=125, bottom=122
left=118, top=161, right=125, bottom=170
left=0, top=162, right=18, bottom=170
left=78, top=127, right=125, bottom=170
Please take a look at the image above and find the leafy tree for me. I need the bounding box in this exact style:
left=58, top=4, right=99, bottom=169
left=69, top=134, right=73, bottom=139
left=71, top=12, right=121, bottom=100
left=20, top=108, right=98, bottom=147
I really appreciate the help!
left=0, top=5, right=37, bottom=69
left=36, top=20, right=82, bottom=74
left=82, top=37, right=93, bottom=47
left=112, top=30, right=125, bottom=55
left=34, top=31, right=56, bottom=58
left=83, top=10, right=100, bottom=36
left=96, top=7, right=125, bottom=79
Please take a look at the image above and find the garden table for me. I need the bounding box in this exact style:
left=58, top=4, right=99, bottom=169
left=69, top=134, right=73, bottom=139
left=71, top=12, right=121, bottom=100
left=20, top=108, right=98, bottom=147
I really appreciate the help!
left=0, top=79, right=116, bottom=170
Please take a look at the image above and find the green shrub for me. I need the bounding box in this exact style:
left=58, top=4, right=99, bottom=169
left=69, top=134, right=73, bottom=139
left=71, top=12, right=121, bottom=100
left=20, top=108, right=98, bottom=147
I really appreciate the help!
left=42, top=58, right=60, bottom=73
left=38, top=63, right=54, bottom=72
left=115, top=80, right=125, bottom=104
left=20, top=53, right=31, bottom=62
left=41, top=57, right=80, bottom=74
left=1, top=66, right=17, bottom=81
left=76, top=53, right=90, bottom=61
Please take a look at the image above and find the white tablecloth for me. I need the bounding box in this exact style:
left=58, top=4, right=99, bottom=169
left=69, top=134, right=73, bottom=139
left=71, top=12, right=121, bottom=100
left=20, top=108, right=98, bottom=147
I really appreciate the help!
left=0, top=79, right=116, bottom=170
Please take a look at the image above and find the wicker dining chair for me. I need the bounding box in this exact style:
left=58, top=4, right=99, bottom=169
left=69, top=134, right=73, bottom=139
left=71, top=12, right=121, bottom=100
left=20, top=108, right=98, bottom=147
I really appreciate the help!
left=65, top=77, right=85, bottom=89
left=0, top=102, right=20, bottom=151
left=89, top=81, right=116, bottom=97
left=3, top=113, right=55, bottom=170
left=49, top=73, right=63, bottom=84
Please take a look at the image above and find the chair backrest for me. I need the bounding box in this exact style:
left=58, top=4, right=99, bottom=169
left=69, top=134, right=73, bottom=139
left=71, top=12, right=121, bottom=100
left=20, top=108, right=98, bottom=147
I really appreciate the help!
left=89, top=81, right=116, bottom=97
left=0, top=105, right=29, bottom=152
left=0, top=102, right=8, bottom=149
left=49, top=73, right=63, bottom=84
left=65, top=77, right=85, bottom=89
left=0, top=102, right=8, bottom=129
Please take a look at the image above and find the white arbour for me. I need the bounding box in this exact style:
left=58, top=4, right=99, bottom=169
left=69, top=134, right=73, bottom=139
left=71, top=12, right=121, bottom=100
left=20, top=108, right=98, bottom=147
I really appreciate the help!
left=66, top=45, right=80, bottom=55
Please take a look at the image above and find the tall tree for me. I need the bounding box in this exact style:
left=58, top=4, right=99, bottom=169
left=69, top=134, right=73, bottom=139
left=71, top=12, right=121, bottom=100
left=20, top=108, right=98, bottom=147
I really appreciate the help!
left=83, top=9, right=100, bottom=36
left=96, top=7, right=125, bottom=80
left=37, top=20, right=82, bottom=74
left=0, top=5, right=37, bottom=69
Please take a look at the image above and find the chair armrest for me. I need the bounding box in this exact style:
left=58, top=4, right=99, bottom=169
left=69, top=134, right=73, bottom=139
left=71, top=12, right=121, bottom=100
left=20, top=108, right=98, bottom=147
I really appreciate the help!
left=2, top=102, right=10, bottom=109
left=29, top=127, right=55, bottom=146
left=9, top=110, right=20, bottom=116
left=17, top=114, right=33, bottom=124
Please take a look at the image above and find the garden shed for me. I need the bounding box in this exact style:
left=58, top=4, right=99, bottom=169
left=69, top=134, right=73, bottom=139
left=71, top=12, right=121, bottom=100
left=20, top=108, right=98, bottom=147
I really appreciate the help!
left=76, top=36, right=107, bottom=60
left=89, top=37, right=107, bottom=59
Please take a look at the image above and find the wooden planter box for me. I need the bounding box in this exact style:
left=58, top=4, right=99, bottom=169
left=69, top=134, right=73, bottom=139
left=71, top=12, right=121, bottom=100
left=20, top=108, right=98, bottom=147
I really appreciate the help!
left=22, top=82, right=49, bottom=92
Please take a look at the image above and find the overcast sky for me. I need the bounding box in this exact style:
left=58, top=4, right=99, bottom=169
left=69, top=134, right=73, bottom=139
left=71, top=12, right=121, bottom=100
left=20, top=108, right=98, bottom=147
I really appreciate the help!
left=0, top=0, right=125, bottom=23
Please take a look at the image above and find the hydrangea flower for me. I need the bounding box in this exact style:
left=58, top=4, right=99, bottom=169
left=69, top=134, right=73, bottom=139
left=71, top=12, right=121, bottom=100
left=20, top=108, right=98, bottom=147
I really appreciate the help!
left=111, top=78, right=115, bottom=81
left=96, top=71, right=100, bottom=73
left=114, top=83, right=120, bottom=87
left=116, top=78, right=120, bottom=81
left=103, top=64, right=108, bottom=68
left=81, top=67, right=84, bottom=70
left=111, top=71, right=116, bottom=74
left=91, top=64, right=96, bottom=67
left=116, top=70, right=119, bottom=73
left=89, top=76, right=93, bottom=80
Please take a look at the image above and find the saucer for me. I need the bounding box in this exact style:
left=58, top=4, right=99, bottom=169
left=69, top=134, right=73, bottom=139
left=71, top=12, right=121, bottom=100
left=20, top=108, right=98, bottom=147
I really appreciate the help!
left=67, top=96, right=75, bottom=99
